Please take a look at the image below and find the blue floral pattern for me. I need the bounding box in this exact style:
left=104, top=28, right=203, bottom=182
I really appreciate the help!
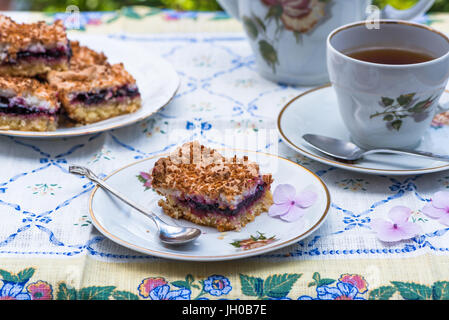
left=149, top=285, right=191, bottom=300
left=203, top=275, right=232, bottom=296
left=300, top=282, right=365, bottom=300
left=0, top=281, right=31, bottom=300
left=1, top=267, right=449, bottom=300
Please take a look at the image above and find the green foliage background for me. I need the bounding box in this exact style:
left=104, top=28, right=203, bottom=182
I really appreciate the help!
left=27, top=0, right=449, bottom=12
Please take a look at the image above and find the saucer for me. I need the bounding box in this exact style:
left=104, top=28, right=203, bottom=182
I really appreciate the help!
left=277, top=84, right=449, bottom=176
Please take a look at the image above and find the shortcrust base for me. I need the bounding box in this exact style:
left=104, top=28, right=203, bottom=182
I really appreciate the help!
left=0, top=60, right=69, bottom=77
left=64, top=98, right=142, bottom=124
left=0, top=113, right=58, bottom=131
left=158, top=191, right=273, bottom=232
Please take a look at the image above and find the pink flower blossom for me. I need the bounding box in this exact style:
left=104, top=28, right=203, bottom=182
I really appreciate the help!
left=338, top=274, right=368, bottom=294
left=370, top=206, right=421, bottom=242
left=421, top=191, right=449, bottom=225
left=138, top=171, right=152, bottom=189
left=261, top=0, right=327, bottom=33
left=138, top=277, right=167, bottom=298
left=27, top=281, right=53, bottom=300
left=268, top=184, right=317, bottom=222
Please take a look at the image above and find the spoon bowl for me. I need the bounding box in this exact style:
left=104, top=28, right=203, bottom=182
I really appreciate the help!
left=159, top=225, right=202, bottom=245
left=303, top=134, right=364, bottom=161
left=302, top=134, right=449, bottom=163
left=69, top=165, right=201, bottom=245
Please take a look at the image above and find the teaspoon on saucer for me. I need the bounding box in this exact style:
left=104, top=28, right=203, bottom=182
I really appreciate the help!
left=69, top=165, right=201, bottom=245
left=302, top=134, right=449, bottom=163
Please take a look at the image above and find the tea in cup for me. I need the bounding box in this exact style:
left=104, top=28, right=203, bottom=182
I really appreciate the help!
left=327, top=20, right=449, bottom=149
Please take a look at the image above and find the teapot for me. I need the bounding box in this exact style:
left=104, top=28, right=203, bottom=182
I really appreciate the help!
left=217, top=0, right=435, bottom=85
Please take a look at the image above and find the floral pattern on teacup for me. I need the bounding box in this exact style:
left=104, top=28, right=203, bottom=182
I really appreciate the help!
left=370, top=93, right=435, bottom=131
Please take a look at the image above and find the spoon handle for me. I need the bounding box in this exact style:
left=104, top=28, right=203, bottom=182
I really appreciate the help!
left=364, top=149, right=449, bottom=162
left=69, top=165, right=166, bottom=230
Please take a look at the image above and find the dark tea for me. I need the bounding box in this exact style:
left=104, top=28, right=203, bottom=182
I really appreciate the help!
left=345, top=47, right=436, bottom=65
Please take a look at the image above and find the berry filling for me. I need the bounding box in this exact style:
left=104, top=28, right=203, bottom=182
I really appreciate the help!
left=0, top=96, right=55, bottom=116
left=70, top=85, right=141, bottom=106
left=1, top=43, right=71, bottom=65
left=180, top=183, right=268, bottom=217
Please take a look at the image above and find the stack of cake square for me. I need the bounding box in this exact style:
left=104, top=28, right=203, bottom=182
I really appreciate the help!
left=0, top=15, right=141, bottom=132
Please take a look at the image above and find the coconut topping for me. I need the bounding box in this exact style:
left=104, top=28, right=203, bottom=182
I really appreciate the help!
left=0, top=15, right=69, bottom=59
left=0, top=76, right=59, bottom=112
left=47, top=62, right=136, bottom=94
left=69, top=41, right=107, bottom=69
left=151, top=141, right=273, bottom=203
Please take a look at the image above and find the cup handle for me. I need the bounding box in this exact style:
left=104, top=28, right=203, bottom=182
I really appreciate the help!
left=382, top=0, right=434, bottom=20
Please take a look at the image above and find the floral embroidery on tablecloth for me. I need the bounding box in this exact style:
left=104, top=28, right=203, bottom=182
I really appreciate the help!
left=138, top=274, right=232, bottom=300
left=73, top=215, right=92, bottom=227
left=230, top=119, right=263, bottom=133
left=193, top=55, right=215, bottom=68
left=336, top=178, right=369, bottom=192
left=299, top=273, right=368, bottom=300
left=2, top=267, right=449, bottom=300
left=88, top=147, right=115, bottom=164
left=432, top=111, right=449, bottom=128
left=234, top=79, right=256, bottom=88
left=27, top=281, right=53, bottom=300
left=410, top=210, right=429, bottom=223
left=190, top=101, right=215, bottom=112
left=141, top=117, right=169, bottom=137
left=27, top=183, right=62, bottom=196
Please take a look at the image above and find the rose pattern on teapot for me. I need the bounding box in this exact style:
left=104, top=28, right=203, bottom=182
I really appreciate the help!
left=262, top=0, right=329, bottom=33
left=242, top=0, right=332, bottom=73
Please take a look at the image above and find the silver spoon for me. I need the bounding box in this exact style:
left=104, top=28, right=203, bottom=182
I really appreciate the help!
left=302, top=134, right=449, bottom=162
left=69, top=165, right=201, bottom=245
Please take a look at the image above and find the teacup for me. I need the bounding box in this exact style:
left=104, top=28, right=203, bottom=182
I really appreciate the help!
left=327, top=20, right=449, bottom=150
left=217, top=0, right=434, bottom=86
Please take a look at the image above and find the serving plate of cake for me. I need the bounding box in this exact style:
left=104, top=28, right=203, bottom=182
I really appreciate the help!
left=88, top=141, right=331, bottom=261
left=0, top=15, right=179, bottom=137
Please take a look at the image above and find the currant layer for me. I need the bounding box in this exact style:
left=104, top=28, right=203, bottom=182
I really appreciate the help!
left=1, top=44, right=71, bottom=66
left=70, top=85, right=140, bottom=106
left=0, top=96, right=56, bottom=116
left=179, top=182, right=268, bottom=217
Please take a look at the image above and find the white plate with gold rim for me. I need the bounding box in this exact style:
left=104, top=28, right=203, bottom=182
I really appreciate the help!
left=278, top=85, right=449, bottom=176
left=0, top=35, right=179, bottom=138
left=88, top=150, right=331, bottom=261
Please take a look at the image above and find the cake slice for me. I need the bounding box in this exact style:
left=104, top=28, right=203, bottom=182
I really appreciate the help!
left=47, top=60, right=141, bottom=124
left=0, top=76, right=60, bottom=131
left=69, top=40, right=107, bottom=69
left=0, top=15, right=71, bottom=77
left=148, top=141, right=274, bottom=232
